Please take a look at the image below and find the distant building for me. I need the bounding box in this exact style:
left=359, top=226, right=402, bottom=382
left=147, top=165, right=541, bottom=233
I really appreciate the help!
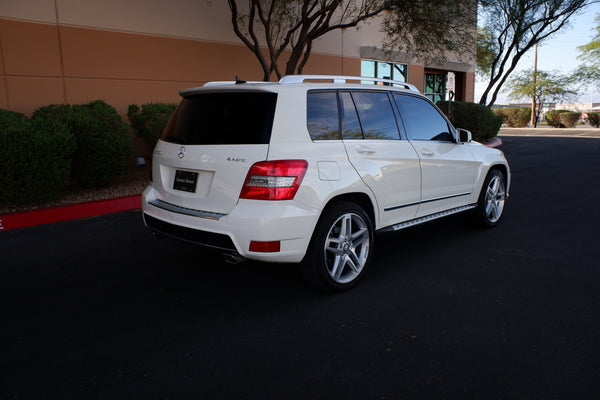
left=554, top=103, right=600, bottom=113
left=498, top=102, right=600, bottom=122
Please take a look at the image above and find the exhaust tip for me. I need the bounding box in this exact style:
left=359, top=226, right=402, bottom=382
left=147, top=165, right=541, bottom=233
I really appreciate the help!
left=223, top=253, right=247, bottom=264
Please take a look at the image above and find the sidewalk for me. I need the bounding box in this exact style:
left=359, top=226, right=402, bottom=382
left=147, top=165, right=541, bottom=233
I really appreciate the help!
left=500, top=127, right=600, bottom=138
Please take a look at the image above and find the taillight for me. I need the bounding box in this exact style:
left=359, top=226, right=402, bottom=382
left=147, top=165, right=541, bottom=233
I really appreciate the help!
left=240, top=160, right=308, bottom=200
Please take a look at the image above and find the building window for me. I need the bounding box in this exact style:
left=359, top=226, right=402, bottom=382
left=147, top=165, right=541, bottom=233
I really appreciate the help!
left=424, top=73, right=446, bottom=104
left=361, top=60, right=407, bottom=85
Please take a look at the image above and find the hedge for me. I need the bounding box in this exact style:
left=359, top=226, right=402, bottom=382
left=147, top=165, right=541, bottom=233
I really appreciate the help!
left=492, top=108, right=507, bottom=124
left=436, top=101, right=502, bottom=143
left=493, top=107, right=531, bottom=127
left=545, top=109, right=570, bottom=127
left=588, top=112, right=600, bottom=128
left=507, top=108, right=531, bottom=127
left=0, top=109, right=75, bottom=205
left=559, top=112, right=580, bottom=128
left=32, top=100, right=133, bottom=187
left=127, top=102, right=177, bottom=152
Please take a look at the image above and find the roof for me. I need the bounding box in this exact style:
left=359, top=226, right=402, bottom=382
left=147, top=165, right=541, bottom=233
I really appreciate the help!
left=180, top=75, right=421, bottom=96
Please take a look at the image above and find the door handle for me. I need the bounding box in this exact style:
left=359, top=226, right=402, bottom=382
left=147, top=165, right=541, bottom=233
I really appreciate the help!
left=420, top=148, right=434, bottom=157
left=355, top=145, right=375, bottom=155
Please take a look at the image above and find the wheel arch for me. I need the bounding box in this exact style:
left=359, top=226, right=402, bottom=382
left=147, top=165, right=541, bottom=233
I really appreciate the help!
left=304, top=192, right=377, bottom=251
left=301, top=193, right=376, bottom=290
left=490, top=163, right=508, bottom=179
left=321, top=192, right=377, bottom=229
left=486, top=163, right=510, bottom=196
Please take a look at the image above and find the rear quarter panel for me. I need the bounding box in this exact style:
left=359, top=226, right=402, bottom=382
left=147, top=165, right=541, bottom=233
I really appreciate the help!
left=267, top=85, right=380, bottom=226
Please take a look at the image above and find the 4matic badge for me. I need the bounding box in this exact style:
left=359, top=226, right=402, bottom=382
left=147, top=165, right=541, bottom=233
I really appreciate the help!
left=227, top=157, right=247, bottom=163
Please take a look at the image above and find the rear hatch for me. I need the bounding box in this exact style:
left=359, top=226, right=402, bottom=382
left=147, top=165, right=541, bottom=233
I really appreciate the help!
left=152, top=88, right=278, bottom=215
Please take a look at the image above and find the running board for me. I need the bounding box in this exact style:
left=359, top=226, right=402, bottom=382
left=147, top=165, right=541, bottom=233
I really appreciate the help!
left=381, top=205, right=477, bottom=232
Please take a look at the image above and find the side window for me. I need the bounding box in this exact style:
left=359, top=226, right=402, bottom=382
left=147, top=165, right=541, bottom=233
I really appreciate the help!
left=394, top=94, right=453, bottom=142
left=351, top=91, right=400, bottom=140
left=307, top=91, right=340, bottom=140
left=339, top=92, right=363, bottom=139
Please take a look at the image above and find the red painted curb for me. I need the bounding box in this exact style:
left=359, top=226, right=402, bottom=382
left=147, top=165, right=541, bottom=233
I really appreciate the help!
left=0, top=194, right=141, bottom=231
left=485, top=137, right=503, bottom=148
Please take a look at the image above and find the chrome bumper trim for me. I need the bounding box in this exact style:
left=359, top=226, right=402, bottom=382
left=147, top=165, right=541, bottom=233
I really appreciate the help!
left=148, top=199, right=226, bottom=220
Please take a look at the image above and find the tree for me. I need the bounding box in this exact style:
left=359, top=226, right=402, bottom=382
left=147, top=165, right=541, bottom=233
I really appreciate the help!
left=476, top=26, right=499, bottom=78
left=572, top=64, right=600, bottom=87
left=227, top=0, right=477, bottom=82
left=572, top=14, right=600, bottom=88
left=506, top=70, right=576, bottom=125
left=228, top=0, right=386, bottom=81
left=478, top=0, right=596, bottom=107
left=381, top=0, right=477, bottom=66
left=577, top=14, right=600, bottom=65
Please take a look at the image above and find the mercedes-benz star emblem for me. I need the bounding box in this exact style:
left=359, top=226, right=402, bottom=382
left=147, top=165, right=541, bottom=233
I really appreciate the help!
left=177, top=146, right=186, bottom=159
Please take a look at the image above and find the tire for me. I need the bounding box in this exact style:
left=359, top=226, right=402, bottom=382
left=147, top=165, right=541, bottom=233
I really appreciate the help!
left=473, top=169, right=507, bottom=227
left=301, top=201, right=374, bottom=291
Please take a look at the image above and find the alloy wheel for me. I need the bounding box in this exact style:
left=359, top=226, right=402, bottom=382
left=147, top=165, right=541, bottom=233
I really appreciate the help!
left=485, top=175, right=506, bottom=224
left=323, top=212, right=371, bottom=284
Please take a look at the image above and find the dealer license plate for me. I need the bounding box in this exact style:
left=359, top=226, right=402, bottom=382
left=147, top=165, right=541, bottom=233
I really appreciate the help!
left=173, top=170, right=198, bottom=193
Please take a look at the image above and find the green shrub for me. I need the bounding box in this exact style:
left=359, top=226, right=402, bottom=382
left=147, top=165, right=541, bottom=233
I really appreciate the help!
left=33, top=100, right=133, bottom=187
left=492, top=108, right=508, bottom=124
left=436, top=101, right=503, bottom=142
left=559, top=112, right=580, bottom=128
left=493, top=107, right=531, bottom=127
left=587, top=112, right=600, bottom=128
left=504, top=108, right=531, bottom=127
left=127, top=102, right=177, bottom=152
left=0, top=109, right=28, bottom=127
left=0, top=109, right=75, bottom=205
left=545, top=109, right=569, bottom=127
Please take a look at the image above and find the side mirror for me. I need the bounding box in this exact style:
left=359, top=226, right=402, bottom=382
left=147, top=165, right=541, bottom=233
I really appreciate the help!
left=456, top=128, right=472, bottom=143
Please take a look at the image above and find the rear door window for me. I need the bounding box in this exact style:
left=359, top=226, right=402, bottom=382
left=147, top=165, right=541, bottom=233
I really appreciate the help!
left=162, top=92, right=277, bottom=145
left=339, top=92, right=363, bottom=139
left=307, top=91, right=340, bottom=140
left=350, top=91, right=400, bottom=140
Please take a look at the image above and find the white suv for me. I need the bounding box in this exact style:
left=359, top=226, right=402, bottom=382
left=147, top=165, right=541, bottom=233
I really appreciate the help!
left=142, top=75, right=510, bottom=290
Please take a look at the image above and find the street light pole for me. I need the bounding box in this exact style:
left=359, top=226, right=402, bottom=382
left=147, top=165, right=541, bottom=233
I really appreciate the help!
left=531, top=42, right=538, bottom=127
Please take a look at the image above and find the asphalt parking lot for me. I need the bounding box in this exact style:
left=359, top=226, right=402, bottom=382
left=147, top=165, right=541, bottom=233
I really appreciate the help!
left=1, top=136, right=599, bottom=399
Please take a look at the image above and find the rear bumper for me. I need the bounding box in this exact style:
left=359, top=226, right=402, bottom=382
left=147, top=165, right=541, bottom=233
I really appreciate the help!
left=143, top=213, right=237, bottom=251
left=141, top=186, right=320, bottom=263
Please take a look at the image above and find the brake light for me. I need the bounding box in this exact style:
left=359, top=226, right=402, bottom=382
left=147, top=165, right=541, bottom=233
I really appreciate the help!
left=240, top=160, right=308, bottom=200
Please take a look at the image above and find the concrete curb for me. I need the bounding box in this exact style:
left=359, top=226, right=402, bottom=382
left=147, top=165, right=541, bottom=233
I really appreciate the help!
left=0, top=194, right=141, bottom=232
left=484, top=137, right=503, bottom=148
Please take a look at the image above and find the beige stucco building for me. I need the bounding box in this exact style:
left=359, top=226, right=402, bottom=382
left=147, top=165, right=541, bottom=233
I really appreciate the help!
left=0, top=0, right=475, bottom=117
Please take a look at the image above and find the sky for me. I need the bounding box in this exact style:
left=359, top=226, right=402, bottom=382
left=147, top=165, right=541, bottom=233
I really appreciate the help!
left=474, top=3, right=600, bottom=105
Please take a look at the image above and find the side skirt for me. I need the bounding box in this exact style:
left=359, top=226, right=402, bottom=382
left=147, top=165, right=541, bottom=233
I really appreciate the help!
left=379, top=204, right=477, bottom=233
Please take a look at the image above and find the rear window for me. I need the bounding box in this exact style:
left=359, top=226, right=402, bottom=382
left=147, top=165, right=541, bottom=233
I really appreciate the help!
left=161, top=92, right=277, bottom=145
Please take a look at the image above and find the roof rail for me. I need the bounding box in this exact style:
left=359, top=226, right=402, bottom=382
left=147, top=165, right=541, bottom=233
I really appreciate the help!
left=202, top=81, right=267, bottom=87
left=279, top=75, right=420, bottom=93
